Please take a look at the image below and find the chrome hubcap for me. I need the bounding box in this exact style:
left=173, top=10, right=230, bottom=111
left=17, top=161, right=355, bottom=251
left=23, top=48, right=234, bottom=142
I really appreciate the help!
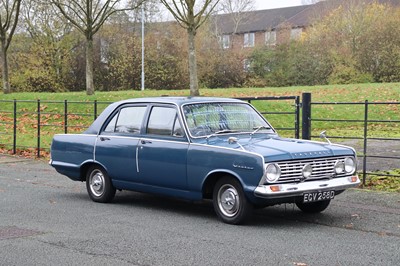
left=218, top=185, right=240, bottom=217
left=89, top=170, right=105, bottom=197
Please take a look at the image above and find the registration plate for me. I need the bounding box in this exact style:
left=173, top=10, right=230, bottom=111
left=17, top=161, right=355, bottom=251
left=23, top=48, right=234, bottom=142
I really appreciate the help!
left=303, top=191, right=335, bottom=203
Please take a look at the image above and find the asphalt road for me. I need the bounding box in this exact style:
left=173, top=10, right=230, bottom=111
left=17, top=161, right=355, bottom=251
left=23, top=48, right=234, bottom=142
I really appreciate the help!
left=0, top=155, right=399, bottom=266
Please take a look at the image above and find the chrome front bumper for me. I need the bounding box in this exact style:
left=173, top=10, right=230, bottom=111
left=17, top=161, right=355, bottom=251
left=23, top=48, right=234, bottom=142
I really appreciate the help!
left=254, top=176, right=360, bottom=199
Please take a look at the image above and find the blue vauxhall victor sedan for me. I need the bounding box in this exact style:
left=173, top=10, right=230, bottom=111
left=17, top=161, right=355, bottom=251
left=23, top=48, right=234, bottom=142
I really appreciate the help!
left=50, top=97, right=360, bottom=224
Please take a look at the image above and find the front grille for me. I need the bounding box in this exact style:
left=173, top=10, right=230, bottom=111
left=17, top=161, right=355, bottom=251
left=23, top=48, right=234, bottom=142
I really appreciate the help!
left=275, top=156, right=353, bottom=183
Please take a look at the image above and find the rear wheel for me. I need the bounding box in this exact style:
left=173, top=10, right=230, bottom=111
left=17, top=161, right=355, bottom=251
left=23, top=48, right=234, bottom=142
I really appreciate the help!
left=86, top=165, right=116, bottom=203
left=213, top=176, right=253, bottom=224
left=296, top=200, right=331, bottom=213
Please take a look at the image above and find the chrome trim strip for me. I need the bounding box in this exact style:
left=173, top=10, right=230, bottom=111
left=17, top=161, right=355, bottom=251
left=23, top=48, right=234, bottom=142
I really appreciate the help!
left=254, top=176, right=360, bottom=199
left=94, top=136, right=99, bottom=161
left=54, top=133, right=96, bottom=137
left=136, top=145, right=140, bottom=173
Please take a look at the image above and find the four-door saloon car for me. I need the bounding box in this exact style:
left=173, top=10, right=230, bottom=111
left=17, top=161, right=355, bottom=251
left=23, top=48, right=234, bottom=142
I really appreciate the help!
left=50, top=97, right=360, bottom=224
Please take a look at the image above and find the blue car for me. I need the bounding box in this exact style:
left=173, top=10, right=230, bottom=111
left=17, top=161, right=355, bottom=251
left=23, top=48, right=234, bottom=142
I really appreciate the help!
left=50, top=97, right=360, bottom=224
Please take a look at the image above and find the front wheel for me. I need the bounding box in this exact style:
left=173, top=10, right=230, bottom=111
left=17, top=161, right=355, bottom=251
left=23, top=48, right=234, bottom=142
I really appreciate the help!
left=296, top=200, right=331, bottom=213
left=213, top=177, right=253, bottom=224
left=86, top=165, right=116, bottom=203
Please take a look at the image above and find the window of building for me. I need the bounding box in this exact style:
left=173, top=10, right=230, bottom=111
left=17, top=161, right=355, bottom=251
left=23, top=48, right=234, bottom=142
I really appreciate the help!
left=265, top=31, right=276, bottom=46
left=222, top=35, right=230, bottom=49
left=244, top=33, right=255, bottom=47
left=290, top=28, right=303, bottom=40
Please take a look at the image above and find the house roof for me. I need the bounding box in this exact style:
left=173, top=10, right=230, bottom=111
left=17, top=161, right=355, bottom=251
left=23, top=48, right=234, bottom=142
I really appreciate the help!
left=214, top=5, right=312, bottom=34
left=214, top=0, right=400, bottom=35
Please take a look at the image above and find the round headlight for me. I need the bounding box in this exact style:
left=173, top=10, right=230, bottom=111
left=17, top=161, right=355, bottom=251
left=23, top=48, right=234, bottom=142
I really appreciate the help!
left=302, top=164, right=313, bottom=178
left=344, top=157, right=356, bottom=173
left=265, top=164, right=281, bottom=183
left=334, top=160, right=345, bottom=174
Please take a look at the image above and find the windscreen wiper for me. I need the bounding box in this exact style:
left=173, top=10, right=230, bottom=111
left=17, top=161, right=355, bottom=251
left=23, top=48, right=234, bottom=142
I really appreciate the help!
left=214, top=129, right=238, bottom=134
left=250, top=126, right=271, bottom=136
left=206, top=129, right=238, bottom=142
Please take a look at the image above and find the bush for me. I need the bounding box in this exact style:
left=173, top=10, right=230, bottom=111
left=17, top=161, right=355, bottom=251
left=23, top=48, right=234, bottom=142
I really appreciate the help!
left=11, top=70, right=64, bottom=92
left=328, top=64, right=373, bottom=85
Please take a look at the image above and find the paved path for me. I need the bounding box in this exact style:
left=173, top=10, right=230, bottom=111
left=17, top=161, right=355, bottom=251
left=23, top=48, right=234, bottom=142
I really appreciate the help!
left=0, top=154, right=399, bottom=265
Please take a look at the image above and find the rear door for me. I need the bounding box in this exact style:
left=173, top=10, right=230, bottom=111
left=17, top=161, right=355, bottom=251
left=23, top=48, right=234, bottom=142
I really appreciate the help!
left=95, top=104, right=147, bottom=183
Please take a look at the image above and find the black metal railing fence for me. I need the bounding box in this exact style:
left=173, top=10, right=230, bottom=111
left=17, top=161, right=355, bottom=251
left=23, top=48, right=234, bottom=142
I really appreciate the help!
left=0, top=96, right=300, bottom=158
left=301, top=93, right=400, bottom=184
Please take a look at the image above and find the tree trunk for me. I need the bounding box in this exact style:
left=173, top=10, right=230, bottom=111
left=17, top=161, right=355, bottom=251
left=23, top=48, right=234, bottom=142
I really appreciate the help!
left=86, top=37, right=95, bottom=95
left=0, top=40, right=11, bottom=94
left=187, top=28, right=200, bottom=96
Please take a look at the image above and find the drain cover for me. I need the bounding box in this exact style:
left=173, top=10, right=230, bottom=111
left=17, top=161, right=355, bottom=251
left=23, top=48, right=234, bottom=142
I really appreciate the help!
left=0, top=226, right=43, bottom=240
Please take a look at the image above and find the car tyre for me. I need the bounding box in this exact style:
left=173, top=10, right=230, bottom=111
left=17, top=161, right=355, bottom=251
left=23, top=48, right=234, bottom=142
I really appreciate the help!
left=86, top=165, right=116, bottom=203
left=213, top=176, right=253, bottom=224
left=296, top=200, right=331, bottom=213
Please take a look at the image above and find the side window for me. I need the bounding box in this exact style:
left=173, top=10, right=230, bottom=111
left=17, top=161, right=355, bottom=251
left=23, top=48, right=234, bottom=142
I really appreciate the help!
left=103, top=106, right=146, bottom=134
left=147, top=107, right=183, bottom=137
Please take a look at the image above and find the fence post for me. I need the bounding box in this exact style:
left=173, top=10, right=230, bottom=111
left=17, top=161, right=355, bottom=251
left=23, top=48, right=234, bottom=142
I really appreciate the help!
left=302, top=92, right=311, bottom=140
left=94, top=100, right=98, bottom=120
left=362, top=100, right=369, bottom=186
left=13, top=99, right=17, bottom=154
left=37, top=99, right=41, bottom=158
left=295, top=96, right=300, bottom=139
left=64, top=100, right=68, bottom=134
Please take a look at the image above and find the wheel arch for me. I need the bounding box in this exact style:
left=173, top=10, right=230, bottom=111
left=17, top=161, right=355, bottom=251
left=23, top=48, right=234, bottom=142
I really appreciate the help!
left=79, top=161, right=108, bottom=181
left=202, top=170, right=243, bottom=199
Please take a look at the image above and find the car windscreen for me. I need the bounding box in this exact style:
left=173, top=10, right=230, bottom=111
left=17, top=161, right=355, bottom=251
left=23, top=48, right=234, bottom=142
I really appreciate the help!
left=182, top=102, right=273, bottom=137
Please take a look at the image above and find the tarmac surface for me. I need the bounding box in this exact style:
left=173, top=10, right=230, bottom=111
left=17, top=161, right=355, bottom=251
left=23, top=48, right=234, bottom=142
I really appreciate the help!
left=0, top=154, right=399, bottom=266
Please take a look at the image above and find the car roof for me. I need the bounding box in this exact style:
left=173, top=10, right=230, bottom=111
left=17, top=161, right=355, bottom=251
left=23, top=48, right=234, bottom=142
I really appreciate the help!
left=114, top=96, right=245, bottom=107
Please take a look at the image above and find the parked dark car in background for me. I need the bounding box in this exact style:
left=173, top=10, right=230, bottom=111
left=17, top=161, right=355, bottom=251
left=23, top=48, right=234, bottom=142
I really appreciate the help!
left=50, top=97, right=360, bottom=224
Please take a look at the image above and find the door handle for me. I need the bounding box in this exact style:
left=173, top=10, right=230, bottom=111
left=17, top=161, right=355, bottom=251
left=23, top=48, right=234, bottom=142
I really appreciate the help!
left=100, top=137, right=110, bottom=141
left=141, top=140, right=152, bottom=144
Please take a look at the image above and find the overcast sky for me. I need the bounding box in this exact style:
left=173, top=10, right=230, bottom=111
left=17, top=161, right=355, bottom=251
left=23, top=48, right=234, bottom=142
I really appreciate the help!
left=254, top=0, right=310, bottom=10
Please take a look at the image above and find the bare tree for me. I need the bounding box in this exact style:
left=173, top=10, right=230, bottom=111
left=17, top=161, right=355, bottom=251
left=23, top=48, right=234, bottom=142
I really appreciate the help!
left=0, top=0, right=22, bottom=94
left=51, top=0, right=144, bottom=95
left=218, top=0, right=254, bottom=34
left=160, top=0, right=220, bottom=96
left=22, top=0, right=75, bottom=80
